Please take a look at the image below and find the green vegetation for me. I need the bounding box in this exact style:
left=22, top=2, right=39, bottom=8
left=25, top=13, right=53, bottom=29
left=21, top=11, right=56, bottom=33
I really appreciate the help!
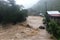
left=0, top=0, right=28, bottom=24
left=45, top=16, right=60, bottom=39
left=44, top=12, right=60, bottom=40
left=47, top=20, right=60, bottom=40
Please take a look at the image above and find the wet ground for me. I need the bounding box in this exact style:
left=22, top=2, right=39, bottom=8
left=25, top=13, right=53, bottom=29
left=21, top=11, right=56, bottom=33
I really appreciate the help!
left=0, top=16, right=55, bottom=40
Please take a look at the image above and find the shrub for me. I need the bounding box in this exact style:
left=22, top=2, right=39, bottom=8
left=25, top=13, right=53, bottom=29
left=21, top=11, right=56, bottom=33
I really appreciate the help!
left=46, top=20, right=60, bottom=39
left=0, top=0, right=28, bottom=25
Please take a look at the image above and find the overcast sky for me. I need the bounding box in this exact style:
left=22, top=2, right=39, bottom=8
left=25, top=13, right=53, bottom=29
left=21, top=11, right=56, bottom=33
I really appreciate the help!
left=15, top=0, right=39, bottom=9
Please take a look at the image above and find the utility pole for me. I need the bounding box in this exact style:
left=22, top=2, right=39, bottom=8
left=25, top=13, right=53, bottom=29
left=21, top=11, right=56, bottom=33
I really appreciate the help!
left=45, top=1, right=47, bottom=14
left=44, top=1, right=49, bottom=30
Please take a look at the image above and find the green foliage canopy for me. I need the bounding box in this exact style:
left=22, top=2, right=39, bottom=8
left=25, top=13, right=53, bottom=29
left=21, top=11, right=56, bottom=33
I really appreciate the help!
left=0, top=0, right=28, bottom=24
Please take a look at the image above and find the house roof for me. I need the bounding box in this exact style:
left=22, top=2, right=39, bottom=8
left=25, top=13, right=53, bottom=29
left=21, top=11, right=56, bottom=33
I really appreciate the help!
left=47, top=11, right=60, bottom=14
left=47, top=11, right=60, bottom=17
left=49, top=14, right=60, bottom=17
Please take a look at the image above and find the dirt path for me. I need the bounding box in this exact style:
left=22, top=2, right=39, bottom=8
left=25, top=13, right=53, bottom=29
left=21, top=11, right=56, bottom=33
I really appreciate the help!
left=0, top=16, right=55, bottom=40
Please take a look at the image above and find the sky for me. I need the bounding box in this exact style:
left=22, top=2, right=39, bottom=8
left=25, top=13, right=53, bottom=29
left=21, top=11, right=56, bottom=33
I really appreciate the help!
left=15, top=0, right=39, bottom=9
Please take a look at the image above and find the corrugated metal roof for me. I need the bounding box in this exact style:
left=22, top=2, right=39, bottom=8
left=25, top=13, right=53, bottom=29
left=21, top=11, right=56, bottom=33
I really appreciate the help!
left=47, top=11, right=60, bottom=14
left=49, top=14, right=60, bottom=17
left=47, top=11, right=60, bottom=17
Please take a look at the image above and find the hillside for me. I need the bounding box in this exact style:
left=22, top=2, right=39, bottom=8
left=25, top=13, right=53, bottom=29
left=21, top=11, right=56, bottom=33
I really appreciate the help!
left=28, top=0, right=60, bottom=15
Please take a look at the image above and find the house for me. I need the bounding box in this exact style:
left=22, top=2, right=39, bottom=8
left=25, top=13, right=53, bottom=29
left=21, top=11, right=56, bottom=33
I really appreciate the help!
left=47, top=11, right=60, bottom=22
left=39, top=13, right=44, bottom=17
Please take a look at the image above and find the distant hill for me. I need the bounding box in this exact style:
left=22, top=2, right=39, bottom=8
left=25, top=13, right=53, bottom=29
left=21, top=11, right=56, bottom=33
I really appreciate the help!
left=28, top=0, right=60, bottom=15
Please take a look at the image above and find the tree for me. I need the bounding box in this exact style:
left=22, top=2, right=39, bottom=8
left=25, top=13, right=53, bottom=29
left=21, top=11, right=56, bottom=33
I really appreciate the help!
left=0, top=0, right=28, bottom=24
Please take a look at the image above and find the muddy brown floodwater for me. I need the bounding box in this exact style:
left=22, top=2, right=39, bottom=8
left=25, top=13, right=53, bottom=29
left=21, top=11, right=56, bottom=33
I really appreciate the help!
left=0, top=16, right=55, bottom=40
